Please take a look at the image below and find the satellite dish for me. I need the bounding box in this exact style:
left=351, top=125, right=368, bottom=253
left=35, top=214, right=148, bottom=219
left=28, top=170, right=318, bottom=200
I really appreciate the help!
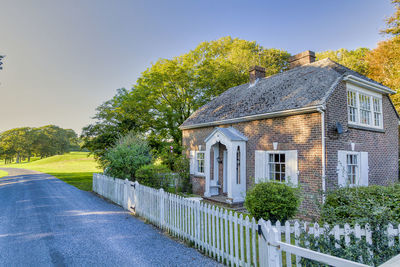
left=336, top=122, right=344, bottom=134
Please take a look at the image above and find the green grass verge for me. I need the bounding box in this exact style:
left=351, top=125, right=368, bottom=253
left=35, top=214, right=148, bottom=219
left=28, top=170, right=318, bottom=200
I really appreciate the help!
left=0, top=170, right=8, bottom=178
left=0, top=152, right=102, bottom=191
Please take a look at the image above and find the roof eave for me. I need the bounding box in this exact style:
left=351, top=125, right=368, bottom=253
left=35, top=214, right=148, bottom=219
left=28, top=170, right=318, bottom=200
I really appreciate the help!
left=343, top=75, right=396, bottom=95
left=179, top=105, right=325, bottom=130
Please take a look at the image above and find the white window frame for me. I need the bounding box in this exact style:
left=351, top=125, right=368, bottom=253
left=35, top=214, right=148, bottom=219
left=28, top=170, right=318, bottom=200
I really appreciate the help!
left=255, top=150, right=298, bottom=186
left=337, top=150, right=368, bottom=187
left=267, top=152, right=286, bottom=183
left=345, top=152, right=360, bottom=187
left=195, top=151, right=205, bottom=176
left=347, top=83, right=383, bottom=130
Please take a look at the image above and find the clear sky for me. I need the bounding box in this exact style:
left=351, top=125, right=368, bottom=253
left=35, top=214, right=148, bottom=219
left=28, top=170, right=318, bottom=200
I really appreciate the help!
left=0, top=0, right=394, bottom=134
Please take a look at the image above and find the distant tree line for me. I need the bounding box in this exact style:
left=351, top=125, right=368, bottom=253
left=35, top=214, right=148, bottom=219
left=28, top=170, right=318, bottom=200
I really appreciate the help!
left=0, top=125, right=79, bottom=164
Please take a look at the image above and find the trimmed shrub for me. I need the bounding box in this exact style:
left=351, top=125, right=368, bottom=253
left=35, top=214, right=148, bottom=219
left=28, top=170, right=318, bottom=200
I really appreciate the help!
left=136, top=164, right=172, bottom=190
left=101, top=132, right=151, bottom=180
left=321, top=185, right=400, bottom=225
left=244, top=181, right=301, bottom=222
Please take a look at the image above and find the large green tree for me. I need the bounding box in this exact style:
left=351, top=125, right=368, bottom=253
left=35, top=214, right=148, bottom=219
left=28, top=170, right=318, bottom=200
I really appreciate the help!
left=81, top=88, right=139, bottom=159
left=83, top=37, right=290, bottom=159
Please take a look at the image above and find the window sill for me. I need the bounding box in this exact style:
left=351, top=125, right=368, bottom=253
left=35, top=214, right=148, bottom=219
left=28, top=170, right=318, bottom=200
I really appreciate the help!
left=193, top=173, right=205, bottom=178
left=348, top=124, right=385, bottom=133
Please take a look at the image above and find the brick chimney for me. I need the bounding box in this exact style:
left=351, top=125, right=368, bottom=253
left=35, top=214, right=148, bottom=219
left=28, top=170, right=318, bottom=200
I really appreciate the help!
left=289, top=50, right=316, bottom=69
left=249, top=65, right=266, bottom=84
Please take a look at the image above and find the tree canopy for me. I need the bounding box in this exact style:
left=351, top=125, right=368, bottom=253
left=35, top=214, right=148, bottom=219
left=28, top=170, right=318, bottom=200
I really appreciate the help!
left=82, top=37, right=290, bottom=159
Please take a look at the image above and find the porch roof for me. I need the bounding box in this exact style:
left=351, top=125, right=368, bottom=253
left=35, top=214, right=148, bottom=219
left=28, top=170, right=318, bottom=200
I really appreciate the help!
left=204, top=127, right=248, bottom=143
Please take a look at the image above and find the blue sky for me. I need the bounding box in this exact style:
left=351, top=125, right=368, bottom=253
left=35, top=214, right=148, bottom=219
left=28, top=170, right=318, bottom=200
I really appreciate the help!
left=0, top=0, right=394, bottom=134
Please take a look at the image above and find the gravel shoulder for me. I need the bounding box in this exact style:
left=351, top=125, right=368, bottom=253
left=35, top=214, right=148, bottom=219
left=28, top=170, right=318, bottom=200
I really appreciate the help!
left=0, top=168, right=220, bottom=266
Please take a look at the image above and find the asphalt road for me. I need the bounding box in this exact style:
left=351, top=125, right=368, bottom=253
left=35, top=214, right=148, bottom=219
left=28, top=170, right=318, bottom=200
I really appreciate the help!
left=0, top=168, right=219, bottom=266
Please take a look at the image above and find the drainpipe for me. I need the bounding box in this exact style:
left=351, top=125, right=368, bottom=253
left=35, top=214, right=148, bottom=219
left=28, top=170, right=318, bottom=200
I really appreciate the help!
left=317, top=107, right=326, bottom=201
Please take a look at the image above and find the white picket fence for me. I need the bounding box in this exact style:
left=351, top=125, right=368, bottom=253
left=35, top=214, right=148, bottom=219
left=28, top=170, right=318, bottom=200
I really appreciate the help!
left=93, top=173, right=399, bottom=267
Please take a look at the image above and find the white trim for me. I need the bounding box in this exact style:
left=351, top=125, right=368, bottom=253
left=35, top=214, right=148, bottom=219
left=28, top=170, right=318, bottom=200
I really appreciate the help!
left=337, top=150, right=368, bottom=187
left=318, top=109, right=326, bottom=199
left=262, top=150, right=298, bottom=186
left=180, top=105, right=325, bottom=130
left=194, top=151, right=205, bottom=177
left=344, top=75, right=396, bottom=94
left=204, top=127, right=247, bottom=202
left=347, top=84, right=384, bottom=130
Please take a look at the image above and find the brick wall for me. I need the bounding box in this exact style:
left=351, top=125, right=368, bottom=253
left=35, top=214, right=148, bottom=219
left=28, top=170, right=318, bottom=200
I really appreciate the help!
left=325, top=81, right=399, bottom=189
left=182, top=112, right=323, bottom=219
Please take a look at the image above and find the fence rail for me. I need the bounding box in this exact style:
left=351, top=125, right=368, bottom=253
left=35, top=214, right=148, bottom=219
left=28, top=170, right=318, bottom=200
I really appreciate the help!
left=93, top=173, right=398, bottom=267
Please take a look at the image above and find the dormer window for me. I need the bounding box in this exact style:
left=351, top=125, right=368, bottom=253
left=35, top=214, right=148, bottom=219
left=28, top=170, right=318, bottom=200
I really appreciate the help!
left=347, top=84, right=383, bottom=130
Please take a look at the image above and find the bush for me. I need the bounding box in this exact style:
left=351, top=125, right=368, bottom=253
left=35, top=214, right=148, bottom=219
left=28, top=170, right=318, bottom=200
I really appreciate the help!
left=321, top=185, right=400, bottom=225
left=101, top=132, right=151, bottom=180
left=172, top=154, right=191, bottom=193
left=135, top=164, right=172, bottom=189
left=309, top=185, right=400, bottom=266
left=244, top=181, right=300, bottom=222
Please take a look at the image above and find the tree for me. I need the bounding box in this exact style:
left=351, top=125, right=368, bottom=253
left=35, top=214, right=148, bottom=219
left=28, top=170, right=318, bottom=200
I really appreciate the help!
left=0, top=127, right=31, bottom=163
left=81, top=88, right=138, bottom=159
left=382, top=0, right=400, bottom=36
left=82, top=37, right=290, bottom=161
left=366, top=36, right=400, bottom=111
left=316, top=48, right=370, bottom=76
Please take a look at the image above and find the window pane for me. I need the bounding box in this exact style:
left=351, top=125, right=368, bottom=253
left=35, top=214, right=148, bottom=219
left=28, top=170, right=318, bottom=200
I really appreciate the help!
left=348, top=91, right=358, bottom=123
left=197, top=152, right=205, bottom=173
left=268, top=153, right=286, bottom=182
left=359, top=94, right=371, bottom=125
left=373, top=98, right=382, bottom=127
left=346, top=154, right=358, bottom=185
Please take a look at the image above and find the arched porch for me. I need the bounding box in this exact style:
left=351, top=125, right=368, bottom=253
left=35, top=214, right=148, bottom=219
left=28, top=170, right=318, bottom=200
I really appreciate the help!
left=204, top=127, right=247, bottom=203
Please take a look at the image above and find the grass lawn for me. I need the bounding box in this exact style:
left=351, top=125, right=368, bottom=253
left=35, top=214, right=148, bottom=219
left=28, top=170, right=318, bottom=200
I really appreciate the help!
left=0, top=170, right=8, bottom=178
left=0, top=152, right=102, bottom=191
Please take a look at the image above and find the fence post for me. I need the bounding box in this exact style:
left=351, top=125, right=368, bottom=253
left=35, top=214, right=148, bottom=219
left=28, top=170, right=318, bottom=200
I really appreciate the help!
left=159, top=188, right=165, bottom=228
left=134, top=181, right=139, bottom=215
left=258, top=219, right=267, bottom=267
left=123, top=179, right=128, bottom=210
left=267, top=227, right=281, bottom=267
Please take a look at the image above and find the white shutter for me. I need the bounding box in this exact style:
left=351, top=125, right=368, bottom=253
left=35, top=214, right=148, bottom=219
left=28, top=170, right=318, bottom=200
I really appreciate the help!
left=337, top=150, right=347, bottom=187
left=189, top=151, right=196, bottom=174
left=255, top=150, right=266, bottom=183
left=285, top=150, right=298, bottom=186
left=360, top=152, right=369, bottom=186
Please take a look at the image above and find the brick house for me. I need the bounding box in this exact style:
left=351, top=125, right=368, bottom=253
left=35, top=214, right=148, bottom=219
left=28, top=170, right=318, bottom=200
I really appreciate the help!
left=179, top=51, right=399, bottom=215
